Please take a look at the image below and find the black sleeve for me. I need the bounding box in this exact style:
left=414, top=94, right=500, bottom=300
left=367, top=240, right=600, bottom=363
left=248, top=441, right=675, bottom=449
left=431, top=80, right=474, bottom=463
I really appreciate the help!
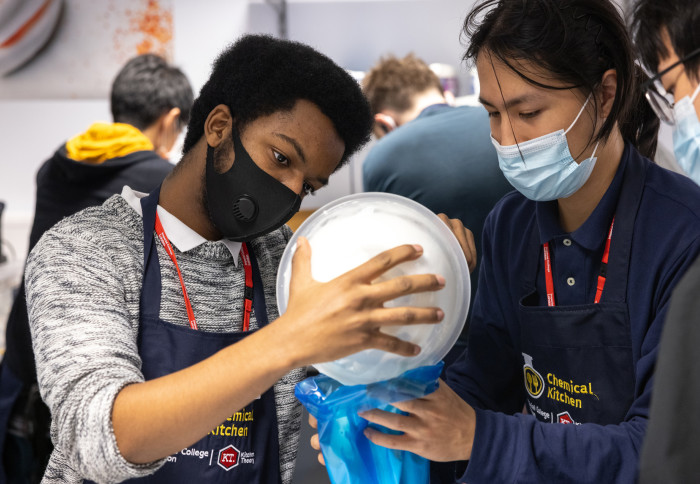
left=639, top=252, right=700, bottom=484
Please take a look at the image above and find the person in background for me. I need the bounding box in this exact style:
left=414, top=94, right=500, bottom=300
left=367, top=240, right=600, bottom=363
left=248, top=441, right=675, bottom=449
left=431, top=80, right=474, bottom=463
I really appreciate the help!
left=0, top=53, right=194, bottom=483
left=345, top=0, right=700, bottom=482
left=631, top=0, right=700, bottom=183
left=21, top=35, right=471, bottom=484
left=361, top=54, right=511, bottom=359
left=630, top=1, right=700, bottom=482
left=638, top=254, right=700, bottom=484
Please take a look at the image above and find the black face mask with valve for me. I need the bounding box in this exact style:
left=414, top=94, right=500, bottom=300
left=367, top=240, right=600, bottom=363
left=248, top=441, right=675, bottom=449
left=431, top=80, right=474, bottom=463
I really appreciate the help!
left=205, top=130, right=301, bottom=242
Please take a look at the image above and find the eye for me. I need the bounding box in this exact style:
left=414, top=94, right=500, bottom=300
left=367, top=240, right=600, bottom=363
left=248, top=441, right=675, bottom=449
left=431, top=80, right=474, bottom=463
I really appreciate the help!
left=302, top=181, right=316, bottom=196
left=487, top=111, right=500, bottom=118
left=273, top=150, right=289, bottom=166
left=519, top=110, right=540, bottom=119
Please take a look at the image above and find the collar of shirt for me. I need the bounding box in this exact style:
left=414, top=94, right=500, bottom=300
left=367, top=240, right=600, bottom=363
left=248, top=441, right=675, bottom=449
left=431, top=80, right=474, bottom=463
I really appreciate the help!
left=120, top=186, right=242, bottom=266
left=535, top=143, right=630, bottom=250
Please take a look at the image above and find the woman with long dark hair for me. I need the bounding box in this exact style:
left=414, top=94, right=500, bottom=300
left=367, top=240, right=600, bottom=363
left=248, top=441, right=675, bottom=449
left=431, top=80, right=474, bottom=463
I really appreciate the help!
left=357, top=0, right=700, bottom=482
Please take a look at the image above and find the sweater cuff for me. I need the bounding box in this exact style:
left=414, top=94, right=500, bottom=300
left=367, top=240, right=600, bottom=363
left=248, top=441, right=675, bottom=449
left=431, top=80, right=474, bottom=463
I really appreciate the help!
left=102, top=380, right=167, bottom=481
left=459, top=407, right=521, bottom=483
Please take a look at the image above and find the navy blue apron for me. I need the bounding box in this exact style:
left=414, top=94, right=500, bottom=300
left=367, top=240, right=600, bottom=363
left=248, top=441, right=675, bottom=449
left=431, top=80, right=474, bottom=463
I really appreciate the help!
left=89, top=188, right=282, bottom=483
left=518, top=158, right=645, bottom=426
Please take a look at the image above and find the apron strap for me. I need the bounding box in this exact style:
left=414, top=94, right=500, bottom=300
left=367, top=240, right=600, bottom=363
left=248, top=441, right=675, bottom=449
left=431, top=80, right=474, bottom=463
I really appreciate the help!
left=140, top=187, right=163, bottom=321
left=523, top=217, right=542, bottom=293
left=601, top=157, right=646, bottom=303
left=248, top=245, right=270, bottom=327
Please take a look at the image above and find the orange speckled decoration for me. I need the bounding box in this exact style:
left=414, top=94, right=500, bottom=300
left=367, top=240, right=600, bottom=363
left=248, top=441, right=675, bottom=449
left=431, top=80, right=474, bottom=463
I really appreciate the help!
left=127, top=0, right=173, bottom=58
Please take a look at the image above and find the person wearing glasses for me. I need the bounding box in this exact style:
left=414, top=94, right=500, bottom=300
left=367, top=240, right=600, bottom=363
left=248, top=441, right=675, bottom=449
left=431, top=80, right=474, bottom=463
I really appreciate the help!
left=631, top=0, right=700, bottom=184
left=630, top=1, right=700, bottom=482
left=322, top=1, right=700, bottom=482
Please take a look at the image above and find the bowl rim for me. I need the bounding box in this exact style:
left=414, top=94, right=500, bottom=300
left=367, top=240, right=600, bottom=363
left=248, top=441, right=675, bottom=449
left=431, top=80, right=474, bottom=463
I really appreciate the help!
left=275, top=192, right=471, bottom=385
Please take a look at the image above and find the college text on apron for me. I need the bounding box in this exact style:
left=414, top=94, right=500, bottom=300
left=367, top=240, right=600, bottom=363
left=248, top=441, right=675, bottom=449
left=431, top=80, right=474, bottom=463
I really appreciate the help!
left=87, top=187, right=282, bottom=483
left=518, top=158, right=645, bottom=426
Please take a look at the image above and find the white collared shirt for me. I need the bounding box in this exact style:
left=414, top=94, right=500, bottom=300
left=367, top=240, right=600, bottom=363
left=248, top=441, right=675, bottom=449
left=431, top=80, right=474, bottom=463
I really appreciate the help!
left=121, top=186, right=242, bottom=265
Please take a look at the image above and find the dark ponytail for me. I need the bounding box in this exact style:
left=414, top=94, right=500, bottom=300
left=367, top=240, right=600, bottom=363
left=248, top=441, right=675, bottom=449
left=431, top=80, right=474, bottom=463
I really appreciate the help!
left=462, top=0, right=659, bottom=159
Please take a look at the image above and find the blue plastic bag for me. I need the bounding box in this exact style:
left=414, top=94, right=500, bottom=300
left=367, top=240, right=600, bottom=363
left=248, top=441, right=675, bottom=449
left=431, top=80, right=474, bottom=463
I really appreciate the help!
left=295, top=362, right=443, bottom=484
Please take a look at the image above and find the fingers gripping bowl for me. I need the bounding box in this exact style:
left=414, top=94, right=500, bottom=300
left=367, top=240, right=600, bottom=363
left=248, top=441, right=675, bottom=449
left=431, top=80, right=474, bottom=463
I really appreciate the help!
left=276, top=193, right=470, bottom=385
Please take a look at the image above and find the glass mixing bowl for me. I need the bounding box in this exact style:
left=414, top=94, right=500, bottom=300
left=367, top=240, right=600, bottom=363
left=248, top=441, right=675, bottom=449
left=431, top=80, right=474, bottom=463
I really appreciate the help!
left=276, top=193, right=470, bottom=385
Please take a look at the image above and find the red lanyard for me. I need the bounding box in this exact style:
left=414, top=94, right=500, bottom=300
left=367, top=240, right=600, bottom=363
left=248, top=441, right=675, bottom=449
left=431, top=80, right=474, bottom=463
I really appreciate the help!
left=543, top=217, right=615, bottom=307
left=154, top=213, right=254, bottom=331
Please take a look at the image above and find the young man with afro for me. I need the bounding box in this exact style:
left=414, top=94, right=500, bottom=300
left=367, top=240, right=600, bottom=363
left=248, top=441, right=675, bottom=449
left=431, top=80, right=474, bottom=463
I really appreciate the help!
left=23, top=35, right=465, bottom=483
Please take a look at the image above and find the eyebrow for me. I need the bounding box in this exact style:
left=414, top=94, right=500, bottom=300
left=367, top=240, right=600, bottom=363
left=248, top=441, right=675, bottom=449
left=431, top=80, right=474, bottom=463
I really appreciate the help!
left=273, top=131, right=329, bottom=187
left=273, top=132, right=307, bottom=165
left=478, top=94, right=542, bottom=110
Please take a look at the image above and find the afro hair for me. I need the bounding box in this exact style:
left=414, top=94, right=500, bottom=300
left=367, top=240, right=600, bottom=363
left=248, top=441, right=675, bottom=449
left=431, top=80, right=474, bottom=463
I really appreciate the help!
left=183, top=35, right=372, bottom=168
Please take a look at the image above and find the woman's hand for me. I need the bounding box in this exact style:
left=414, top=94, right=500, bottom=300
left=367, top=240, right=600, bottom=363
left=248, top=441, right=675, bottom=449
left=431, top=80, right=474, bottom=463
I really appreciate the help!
left=274, top=237, right=446, bottom=368
left=437, top=214, right=477, bottom=273
left=307, top=381, right=476, bottom=465
left=361, top=380, right=476, bottom=462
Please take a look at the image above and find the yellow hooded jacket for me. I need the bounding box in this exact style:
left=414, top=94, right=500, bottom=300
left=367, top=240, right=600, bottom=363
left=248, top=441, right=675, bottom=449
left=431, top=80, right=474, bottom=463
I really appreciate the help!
left=65, top=122, right=154, bottom=164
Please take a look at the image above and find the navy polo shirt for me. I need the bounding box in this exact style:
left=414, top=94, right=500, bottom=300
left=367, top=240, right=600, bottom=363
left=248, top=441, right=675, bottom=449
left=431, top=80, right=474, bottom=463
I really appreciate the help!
left=443, top=143, right=700, bottom=483
left=533, top=145, right=622, bottom=307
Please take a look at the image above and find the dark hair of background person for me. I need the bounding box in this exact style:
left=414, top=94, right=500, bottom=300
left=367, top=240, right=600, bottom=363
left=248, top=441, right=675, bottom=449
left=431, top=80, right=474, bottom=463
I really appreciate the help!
left=630, top=0, right=700, bottom=81
left=463, top=0, right=659, bottom=159
left=182, top=34, right=373, bottom=169
left=362, top=54, right=445, bottom=116
left=110, top=53, right=194, bottom=131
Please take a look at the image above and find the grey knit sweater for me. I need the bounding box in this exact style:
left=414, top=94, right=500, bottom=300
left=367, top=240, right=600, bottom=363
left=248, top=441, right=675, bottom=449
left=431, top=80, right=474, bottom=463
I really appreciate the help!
left=25, top=192, right=305, bottom=484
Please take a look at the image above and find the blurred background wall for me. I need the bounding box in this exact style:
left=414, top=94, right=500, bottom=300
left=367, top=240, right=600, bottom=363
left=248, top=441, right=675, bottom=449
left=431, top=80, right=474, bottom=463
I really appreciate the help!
left=0, top=0, right=646, bottom=261
left=0, top=1, right=663, bottom=482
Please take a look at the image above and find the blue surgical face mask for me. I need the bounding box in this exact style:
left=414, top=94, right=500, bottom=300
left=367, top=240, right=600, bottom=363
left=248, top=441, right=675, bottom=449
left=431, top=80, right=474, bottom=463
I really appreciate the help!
left=491, top=95, right=599, bottom=201
left=672, top=84, right=700, bottom=184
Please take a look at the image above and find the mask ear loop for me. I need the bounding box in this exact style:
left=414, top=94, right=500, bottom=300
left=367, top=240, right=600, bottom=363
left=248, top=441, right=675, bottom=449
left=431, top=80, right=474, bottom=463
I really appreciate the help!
left=565, top=93, right=600, bottom=163
left=564, top=93, right=593, bottom=135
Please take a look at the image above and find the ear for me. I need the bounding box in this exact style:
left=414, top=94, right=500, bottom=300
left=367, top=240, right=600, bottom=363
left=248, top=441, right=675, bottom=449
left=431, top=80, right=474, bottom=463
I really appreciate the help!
left=596, top=69, right=618, bottom=119
left=161, top=107, right=181, bottom=134
left=154, top=107, right=182, bottom=157
left=374, top=113, right=397, bottom=136
left=204, top=104, right=234, bottom=148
